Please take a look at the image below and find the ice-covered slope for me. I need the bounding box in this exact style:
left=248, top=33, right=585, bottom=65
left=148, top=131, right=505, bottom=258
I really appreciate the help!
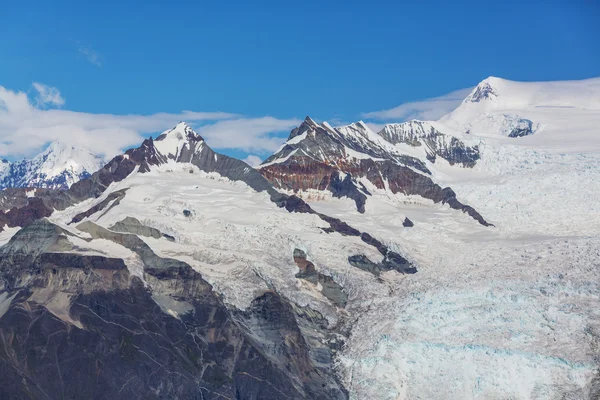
left=321, top=76, right=600, bottom=399
left=0, top=142, right=105, bottom=189
left=440, top=76, right=600, bottom=152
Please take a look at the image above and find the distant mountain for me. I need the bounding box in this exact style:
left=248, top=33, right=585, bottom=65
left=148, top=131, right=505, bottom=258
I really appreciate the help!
left=0, top=142, right=106, bottom=190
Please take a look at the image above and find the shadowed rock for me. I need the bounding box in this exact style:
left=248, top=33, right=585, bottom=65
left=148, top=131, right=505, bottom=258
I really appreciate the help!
left=260, top=117, right=491, bottom=226
left=109, top=216, right=175, bottom=242
left=293, top=249, right=348, bottom=308
left=348, top=253, right=417, bottom=277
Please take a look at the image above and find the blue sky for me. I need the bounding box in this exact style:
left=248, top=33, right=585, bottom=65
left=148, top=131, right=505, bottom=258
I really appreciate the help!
left=1, top=0, right=599, bottom=162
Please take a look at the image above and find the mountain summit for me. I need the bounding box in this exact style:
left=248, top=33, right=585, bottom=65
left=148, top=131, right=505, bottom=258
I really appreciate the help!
left=259, top=116, right=489, bottom=225
left=0, top=142, right=105, bottom=190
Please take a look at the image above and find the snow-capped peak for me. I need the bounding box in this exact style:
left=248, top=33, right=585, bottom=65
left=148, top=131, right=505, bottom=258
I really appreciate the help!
left=335, top=120, right=381, bottom=144
left=157, top=121, right=202, bottom=141
left=35, top=141, right=104, bottom=176
left=464, top=76, right=502, bottom=103
left=440, top=76, right=600, bottom=149
left=303, top=116, right=319, bottom=127
left=154, top=121, right=204, bottom=159
left=0, top=141, right=106, bottom=190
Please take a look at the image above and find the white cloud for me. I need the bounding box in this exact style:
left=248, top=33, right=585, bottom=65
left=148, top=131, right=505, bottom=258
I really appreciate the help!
left=242, top=155, right=262, bottom=167
left=362, top=87, right=473, bottom=122
left=78, top=45, right=103, bottom=67
left=32, top=82, right=65, bottom=108
left=197, top=117, right=301, bottom=153
left=364, top=122, right=386, bottom=133
left=0, top=83, right=298, bottom=160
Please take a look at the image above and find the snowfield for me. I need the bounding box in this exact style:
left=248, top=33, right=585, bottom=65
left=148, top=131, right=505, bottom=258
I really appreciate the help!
left=50, top=162, right=389, bottom=326
left=35, top=76, right=600, bottom=399
left=307, top=77, right=600, bottom=399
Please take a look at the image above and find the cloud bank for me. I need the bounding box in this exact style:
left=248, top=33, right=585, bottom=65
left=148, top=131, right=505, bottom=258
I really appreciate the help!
left=363, top=87, right=473, bottom=122
left=197, top=117, right=300, bottom=153
left=242, top=155, right=262, bottom=167
left=0, top=83, right=299, bottom=159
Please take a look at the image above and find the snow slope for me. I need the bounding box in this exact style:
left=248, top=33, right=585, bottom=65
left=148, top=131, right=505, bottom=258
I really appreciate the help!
left=284, top=76, right=600, bottom=399
left=440, top=76, right=600, bottom=152
left=49, top=161, right=386, bottom=324
left=44, top=114, right=600, bottom=400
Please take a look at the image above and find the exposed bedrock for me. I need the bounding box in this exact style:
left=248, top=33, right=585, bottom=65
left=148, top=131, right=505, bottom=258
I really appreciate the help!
left=0, top=220, right=348, bottom=399
left=109, top=216, right=175, bottom=241
left=293, top=248, right=348, bottom=307
left=261, top=157, right=492, bottom=226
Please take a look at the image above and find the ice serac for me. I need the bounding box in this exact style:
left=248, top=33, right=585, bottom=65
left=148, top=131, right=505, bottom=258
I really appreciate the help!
left=260, top=117, right=491, bottom=226
left=0, top=142, right=105, bottom=190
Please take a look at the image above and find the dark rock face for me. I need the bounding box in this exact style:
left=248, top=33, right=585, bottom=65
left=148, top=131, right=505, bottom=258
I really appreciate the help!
left=377, top=121, right=480, bottom=167
left=71, top=189, right=128, bottom=224
left=260, top=118, right=490, bottom=226
left=109, top=216, right=174, bottom=241
left=0, top=220, right=348, bottom=400
left=330, top=172, right=368, bottom=213
left=0, top=196, right=53, bottom=229
left=403, top=217, right=414, bottom=227
left=293, top=249, right=348, bottom=307
left=348, top=253, right=417, bottom=277
left=508, top=118, right=534, bottom=138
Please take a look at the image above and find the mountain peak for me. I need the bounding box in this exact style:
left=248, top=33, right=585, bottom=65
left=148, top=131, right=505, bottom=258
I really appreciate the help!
left=465, top=78, right=500, bottom=103
left=153, top=122, right=204, bottom=159
left=157, top=121, right=202, bottom=141
left=286, top=116, right=322, bottom=141
left=0, top=141, right=106, bottom=190
left=301, top=116, right=321, bottom=129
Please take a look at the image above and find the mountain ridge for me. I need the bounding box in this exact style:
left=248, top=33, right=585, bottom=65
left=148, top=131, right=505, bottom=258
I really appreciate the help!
left=0, top=75, right=598, bottom=399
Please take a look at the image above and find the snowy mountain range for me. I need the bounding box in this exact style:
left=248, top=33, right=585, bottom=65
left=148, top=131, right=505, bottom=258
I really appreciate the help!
left=0, top=142, right=105, bottom=190
left=0, top=76, right=599, bottom=399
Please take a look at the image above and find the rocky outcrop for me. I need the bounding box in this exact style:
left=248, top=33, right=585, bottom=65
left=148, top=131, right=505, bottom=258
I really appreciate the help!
left=377, top=121, right=480, bottom=167
left=109, top=216, right=175, bottom=241
left=465, top=80, right=498, bottom=102
left=260, top=117, right=490, bottom=226
left=70, top=189, right=128, bottom=224
left=293, top=249, right=348, bottom=307
left=0, top=219, right=348, bottom=399
left=260, top=118, right=490, bottom=226
left=508, top=117, right=535, bottom=138
left=348, top=252, right=417, bottom=277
